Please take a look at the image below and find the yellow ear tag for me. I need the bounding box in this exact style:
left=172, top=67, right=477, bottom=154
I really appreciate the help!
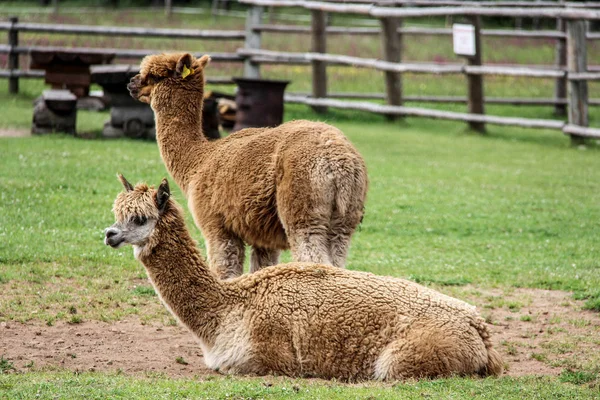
left=181, top=64, right=194, bottom=79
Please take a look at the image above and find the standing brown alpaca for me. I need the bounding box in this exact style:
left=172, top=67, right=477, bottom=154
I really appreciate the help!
left=128, top=53, right=368, bottom=279
left=105, top=175, right=503, bottom=381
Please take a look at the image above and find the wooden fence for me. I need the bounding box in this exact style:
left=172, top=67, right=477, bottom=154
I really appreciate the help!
left=1, top=1, right=600, bottom=140
left=0, top=17, right=245, bottom=94
left=239, top=0, right=600, bottom=140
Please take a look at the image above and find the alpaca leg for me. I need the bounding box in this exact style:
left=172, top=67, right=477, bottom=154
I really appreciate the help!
left=373, top=337, right=450, bottom=380
left=287, top=228, right=332, bottom=266
left=276, top=171, right=334, bottom=266
left=205, top=232, right=245, bottom=279
left=327, top=230, right=353, bottom=268
left=250, top=247, right=281, bottom=273
left=327, top=206, right=363, bottom=268
left=373, top=323, right=488, bottom=380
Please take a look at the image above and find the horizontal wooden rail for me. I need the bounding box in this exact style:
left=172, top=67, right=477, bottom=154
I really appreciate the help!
left=0, top=44, right=243, bottom=62
left=239, top=48, right=578, bottom=79
left=241, top=1, right=374, bottom=15
left=369, top=6, right=600, bottom=20
left=563, top=124, right=600, bottom=138
left=284, top=94, right=566, bottom=129
left=0, top=69, right=44, bottom=78
left=0, top=67, right=235, bottom=84
left=12, top=0, right=598, bottom=10
left=0, top=21, right=245, bottom=40
left=464, top=65, right=565, bottom=78
left=239, top=1, right=600, bottom=20
left=238, top=48, right=463, bottom=73
left=0, top=64, right=590, bottom=105
left=253, top=25, right=592, bottom=40
left=241, top=48, right=600, bottom=82
left=288, top=93, right=600, bottom=106
left=322, top=0, right=600, bottom=7
left=286, top=92, right=582, bottom=105
left=204, top=77, right=236, bottom=85
left=254, top=24, right=378, bottom=35
left=568, top=72, right=600, bottom=81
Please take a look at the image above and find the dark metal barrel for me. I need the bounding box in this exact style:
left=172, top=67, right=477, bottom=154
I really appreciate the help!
left=232, top=77, right=290, bottom=132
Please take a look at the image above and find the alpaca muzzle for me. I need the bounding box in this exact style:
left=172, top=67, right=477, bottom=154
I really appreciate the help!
left=127, top=76, right=140, bottom=99
left=104, top=227, right=125, bottom=248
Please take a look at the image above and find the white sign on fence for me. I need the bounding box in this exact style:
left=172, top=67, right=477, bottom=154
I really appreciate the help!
left=453, top=24, right=476, bottom=56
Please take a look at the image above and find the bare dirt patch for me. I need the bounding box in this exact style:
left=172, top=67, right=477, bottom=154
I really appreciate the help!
left=0, top=128, right=30, bottom=138
left=0, top=319, right=217, bottom=378
left=460, top=287, right=600, bottom=377
left=1, top=288, right=599, bottom=379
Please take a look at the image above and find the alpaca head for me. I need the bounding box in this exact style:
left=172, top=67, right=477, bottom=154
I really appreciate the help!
left=104, top=174, right=171, bottom=251
left=128, top=53, right=211, bottom=111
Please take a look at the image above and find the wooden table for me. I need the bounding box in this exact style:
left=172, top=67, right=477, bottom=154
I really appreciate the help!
left=30, top=49, right=115, bottom=98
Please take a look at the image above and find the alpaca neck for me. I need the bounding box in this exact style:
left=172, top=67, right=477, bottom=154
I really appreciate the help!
left=137, top=210, right=227, bottom=345
left=153, top=91, right=208, bottom=195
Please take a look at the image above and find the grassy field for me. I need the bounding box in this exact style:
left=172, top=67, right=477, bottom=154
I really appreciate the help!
left=2, top=89, right=600, bottom=397
left=0, top=372, right=597, bottom=399
left=1, top=4, right=600, bottom=399
left=3, top=97, right=600, bottom=318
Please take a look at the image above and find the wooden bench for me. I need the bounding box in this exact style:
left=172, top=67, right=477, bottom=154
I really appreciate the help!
left=91, top=65, right=155, bottom=139
left=91, top=64, right=223, bottom=140
left=32, top=89, right=77, bottom=135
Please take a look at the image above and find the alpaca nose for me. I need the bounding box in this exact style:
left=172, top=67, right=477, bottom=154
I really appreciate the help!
left=105, top=228, right=118, bottom=239
left=127, top=80, right=137, bottom=96
left=104, top=227, right=122, bottom=247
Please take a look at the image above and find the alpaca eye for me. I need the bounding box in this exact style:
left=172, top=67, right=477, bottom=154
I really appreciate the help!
left=133, top=216, right=147, bottom=226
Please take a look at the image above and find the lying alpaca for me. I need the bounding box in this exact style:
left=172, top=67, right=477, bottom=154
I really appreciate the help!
left=104, top=175, right=503, bottom=381
left=128, top=52, right=368, bottom=279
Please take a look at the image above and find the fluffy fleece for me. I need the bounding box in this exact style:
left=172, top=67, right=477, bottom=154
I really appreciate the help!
left=128, top=52, right=368, bottom=279
left=104, top=176, right=504, bottom=381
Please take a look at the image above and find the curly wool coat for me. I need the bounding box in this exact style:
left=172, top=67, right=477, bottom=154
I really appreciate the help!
left=106, top=180, right=503, bottom=381
left=128, top=53, right=368, bottom=279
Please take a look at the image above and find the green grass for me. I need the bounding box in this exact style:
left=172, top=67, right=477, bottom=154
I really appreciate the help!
left=0, top=356, right=15, bottom=374
left=0, top=372, right=598, bottom=399
left=1, top=93, right=600, bottom=320
left=574, top=289, right=600, bottom=311
left=131, top=285, right=156, bottom=297
left=2, top=77, right=600, bottom=400
left=560, top=370, right=599, bottom=386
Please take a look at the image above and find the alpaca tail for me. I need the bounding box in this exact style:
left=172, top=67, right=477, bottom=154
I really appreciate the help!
left=475, top=321, right=504, bottom=377
left=482, top=347, right=504, bottom=377
left=332, top=160, right=368, bottom=220
left=320, top=158, right=367, bottom=268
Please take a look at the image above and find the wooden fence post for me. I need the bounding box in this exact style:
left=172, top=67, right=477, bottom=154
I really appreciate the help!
left=311, top=9, right=327, bottom=113
left=554, top=18, right=567, bottom=116
left=165, top=0, right=173, bottom=18
left=379, top=16, right=402, bottom=121
left=8, top=16, right=19, bottom=95
left=244, top=5, right=263, bottom=79
left=566, top=19, right=588, bottom=144
left=467, top=16, right=485, bottom=133
left=554, top=0, right=567, bottom=116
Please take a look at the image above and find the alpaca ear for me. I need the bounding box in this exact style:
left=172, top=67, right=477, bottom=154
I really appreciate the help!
left=175, top=53, right=194, bottom=79
left=118, top=173, right=134, bottom=192
left=156, top=178, right=171, bottom=212
left=194, top=55, right=211, bottom=70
